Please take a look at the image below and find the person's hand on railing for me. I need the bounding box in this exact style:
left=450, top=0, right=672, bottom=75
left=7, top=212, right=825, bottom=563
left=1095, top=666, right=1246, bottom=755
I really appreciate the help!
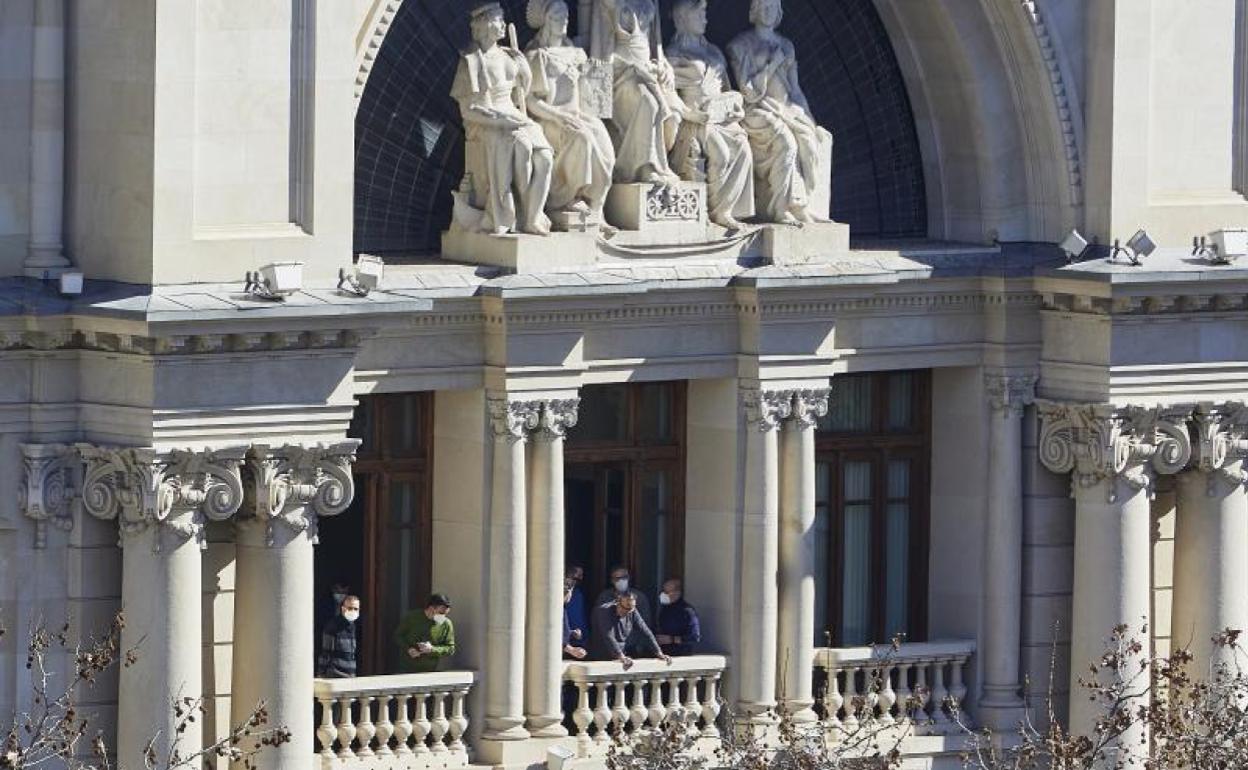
left=660, top=654, right=672, bottom=665
left=618, top=655, right=635, bottom=671
left=564, top=644, right=588, bottom=660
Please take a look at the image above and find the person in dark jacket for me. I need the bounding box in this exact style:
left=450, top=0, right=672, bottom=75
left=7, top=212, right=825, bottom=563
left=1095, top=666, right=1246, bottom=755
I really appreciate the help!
left=564, top=565, right=588, bottom=650
left=655, top=578, right=701, bottom=656
left=591, top=592, right=670, bottom=669
left=317, top=595, right=361, bottom=678
left=563, top=578, right=587, bottom=660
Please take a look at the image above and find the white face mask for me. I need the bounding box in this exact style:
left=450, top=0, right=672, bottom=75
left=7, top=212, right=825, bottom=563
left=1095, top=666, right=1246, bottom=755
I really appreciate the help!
left=432, top=613, right=449, bottom=625
left=614, top=578, right=629, bottom=593
left=658, top=592, right=673, bottom=606
left=343, top=610, right=360, bottom=623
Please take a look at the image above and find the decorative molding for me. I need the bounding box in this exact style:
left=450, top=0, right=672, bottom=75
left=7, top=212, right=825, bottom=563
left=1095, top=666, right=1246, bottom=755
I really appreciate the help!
left=1017, top=0, right=1083, bottom=205
left=1036, top=402, right=1193, bottom=501
left=1042, top=292, right=1248, bottom=317
left=759, top=292, right=1040, bottom=320
left=1191, top=402, right=1248, bottom=492
left=18, top=443, right=77, bottom=548
left=487, top=397, right=543, bottom=443
left=354, top=0, right=403, bottom=103
left=742, top=387, right=794, bottom=433
left=242, top=443, right=360, bottom=546
left=0, top=329, right=371, bottom=357
left=985, top=373, right=1037, bottom=418
left=788, top=389, right=831, bottom=431
left=534, top=399, right=581, bottom=443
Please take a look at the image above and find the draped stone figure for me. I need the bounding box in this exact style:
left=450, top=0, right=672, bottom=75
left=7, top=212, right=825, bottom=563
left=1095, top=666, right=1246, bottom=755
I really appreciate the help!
left=667, top=0, right=755, bottom=230
left=525, top=0, right=617, bottom=231
left=727, top=0, right=833, bottom=223
left=451, top=1, right=553, bottom=236
left=589, top=0, right=684, bottom=184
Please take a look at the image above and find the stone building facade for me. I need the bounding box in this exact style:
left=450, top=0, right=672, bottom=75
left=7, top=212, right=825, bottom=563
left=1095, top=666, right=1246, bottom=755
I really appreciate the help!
left=2, top=1, right=1248, bottom=769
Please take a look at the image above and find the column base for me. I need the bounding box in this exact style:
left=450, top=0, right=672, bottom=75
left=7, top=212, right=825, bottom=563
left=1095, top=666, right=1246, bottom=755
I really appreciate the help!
left=476, top=735, right=575, bottom=769
left=525, top=716, right=570, bottom=739
left=778, top=699, right=818, bottom=724
left=978, top=690, right=1027, bottom=731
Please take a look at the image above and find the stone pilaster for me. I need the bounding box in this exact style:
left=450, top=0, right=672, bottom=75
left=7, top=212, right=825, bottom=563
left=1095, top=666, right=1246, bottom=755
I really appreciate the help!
left=231, top=442, right=358, bottom=770
left=25, top=0, right=70, bottom=276
left=1038, top=403, right=1191, bottom=761
left=777, top=388, right=828, bottom=724
left=525, top=398, right=579, bottom=738
left=480, top=397, right=540, bottom=751
left=1173, top=403, right=1248, bottom=671
left=737, top=385, right=789, bottom=722
left=979, top=373, right=1035, bottom=727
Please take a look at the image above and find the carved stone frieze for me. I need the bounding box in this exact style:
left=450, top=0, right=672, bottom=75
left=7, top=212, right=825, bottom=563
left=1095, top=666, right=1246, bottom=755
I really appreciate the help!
left=241, top=442, right=360, bottom=546
left=985, top=373, right=1037, bottom=419
left=0, top=328, right=371, bottom=357
left=1037, top=402, right=1193, bottom=501
left=1190, top=402, right=1248, bottom=493
left=534, top=399, right=581, bottom=443
left=18, top=443, right=78, bottom=548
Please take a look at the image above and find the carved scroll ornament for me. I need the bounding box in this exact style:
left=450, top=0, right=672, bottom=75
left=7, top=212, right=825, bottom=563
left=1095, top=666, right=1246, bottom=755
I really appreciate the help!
left=242, top=442, right=360, bottom=546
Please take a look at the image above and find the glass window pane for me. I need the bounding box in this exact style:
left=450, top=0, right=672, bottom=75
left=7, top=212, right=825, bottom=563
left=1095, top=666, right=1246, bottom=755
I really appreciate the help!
left=814, top=462, right=831, bottom=646
left=821, top=376, right=873, bottom=433
left=885, top=460, right=911, bottom=641
left=840, top=461, right=872, bottom=646
left=384, top=480, right=423, bottom=672
left=604, top=468, right=627, bottom=580
left=569, top=385, right=629, bottom=444
left=887, top=373, right=914, bottom=431
left=637, top=384, right=674, bottom=443
left=635, top=469, right=671, bottom=601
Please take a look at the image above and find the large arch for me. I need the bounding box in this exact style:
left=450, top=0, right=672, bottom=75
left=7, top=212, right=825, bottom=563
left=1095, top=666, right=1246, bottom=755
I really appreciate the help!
left=352, top=0, right=1080, bottom=254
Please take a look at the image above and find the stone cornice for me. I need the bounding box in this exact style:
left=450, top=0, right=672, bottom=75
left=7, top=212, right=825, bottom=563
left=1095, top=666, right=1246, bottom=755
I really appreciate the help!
left=1041, top=291, right=1248, bottom=317
left=241, top=442, right=360, bottom=546
left=0, top=329, right=373, bottom=357
left=985, top=373, right=1037, bottom=418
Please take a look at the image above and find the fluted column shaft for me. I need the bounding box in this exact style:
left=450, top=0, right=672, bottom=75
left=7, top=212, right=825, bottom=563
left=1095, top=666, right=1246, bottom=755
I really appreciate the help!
left=26, top=0, right=70, bottom=275
left=777, top=390, right=827, bottom=723
left=525, top=399, right=579, bottom=737
left=979, top=374, right=1034, bottom=726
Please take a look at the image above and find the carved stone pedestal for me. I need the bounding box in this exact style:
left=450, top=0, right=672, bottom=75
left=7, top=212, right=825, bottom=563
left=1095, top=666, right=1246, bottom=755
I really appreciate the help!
left=605, top=181, right=709, bottom=243
left=441, top=229, right=599, bottom=273
left=759, top=221, right=850, bottom=265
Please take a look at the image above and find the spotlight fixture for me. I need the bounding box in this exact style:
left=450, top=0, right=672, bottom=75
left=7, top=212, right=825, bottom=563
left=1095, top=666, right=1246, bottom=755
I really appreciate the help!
left=1110, top=229, right=1155, bottom=266
left=1194, top=228, right=1248, bottom=265
left=338, top=255, right=385, bottom=297
left=58, top=271, right=84, bottom=296
left=244, top=261, right=304, bottom=301
left=1058, top=229, right=1091, bottom=263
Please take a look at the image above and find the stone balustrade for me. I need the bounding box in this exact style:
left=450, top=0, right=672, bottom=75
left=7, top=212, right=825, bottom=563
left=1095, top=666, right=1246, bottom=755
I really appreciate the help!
left=814, top=640, right=975, bottom=736
left=313, top=672, right=475, bottom=769
left=562, top=655, right=727, bottom=757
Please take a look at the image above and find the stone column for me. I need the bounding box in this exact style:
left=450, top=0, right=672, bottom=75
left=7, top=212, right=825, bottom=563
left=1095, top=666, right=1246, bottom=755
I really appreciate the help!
left=75, top=446, right=246, bottom=770
left=777, top=389, right=827, bottom=723
left=979, top=374, right=1035, bottom=727
left=232, top=443, right=357, bottom=770
left=525, top=398, right=579, bottom=737
left=1172, top=403, right=1248, bottom=670
left=25, top=0, right=71, bottom=277
left=1038, top=403, right=1190, bottom=761
left=481, top=398, right=540, bottom=749
left=738, top=386, right=789, bottom=722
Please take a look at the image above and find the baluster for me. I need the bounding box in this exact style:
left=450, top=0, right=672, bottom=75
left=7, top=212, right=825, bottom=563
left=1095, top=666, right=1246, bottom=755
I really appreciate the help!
left=430, top=691, right=451, bottom=754
left=355, top=696, right=377, bottom=757
left=335, top=697, right=358, bottom=760
left=840, top=667, right=859, bottom=733
left=947, top=657, right=968, bottom=728
left=913, top=662, right=931, bottom=728
left=573, top=681, right=594, bottom=755
left=823, top=667, right=844, bottom=740
left=629, top=682, right=648, bottom=731
left=893, top=663, right=913, bottom=726
left=593, top=682, right=612, bottom=745
left=449, top=689, right=470, bottom=757
left=646, top=678, right=667, bottom=728
left=374, top=695, right=395, bottom=757
left=412, top=693, right=432, bottom=755
left=876, top=664, right=897, bottom=726
left=863, top=665, right=881, bottom=723
left=929, top=659, right=951, bottom=731
left=699, top=674, right=721, bottom=740
left=611, top=680, right=630, bottom=735
left=393, top=694, right=414, bottom=757
left=665, top=676, right=685, bottom=725
left=683, top=676, right=702, bottom=735
left=316, top=697, right=337, bottom=763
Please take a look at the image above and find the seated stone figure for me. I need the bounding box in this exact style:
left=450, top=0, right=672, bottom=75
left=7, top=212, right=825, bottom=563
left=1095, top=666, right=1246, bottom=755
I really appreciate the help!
left=727, top=0, right=833, bottom=224
left=667, top=0, right=754, bottom=231
left=451, top=1, right=553, bottom=236
left=525, top=0, right=616, bottom=232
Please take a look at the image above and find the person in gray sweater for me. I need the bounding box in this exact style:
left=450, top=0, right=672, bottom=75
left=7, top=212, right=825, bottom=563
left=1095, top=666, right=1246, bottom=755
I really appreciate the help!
left=590, top=592, right=671, bottom=670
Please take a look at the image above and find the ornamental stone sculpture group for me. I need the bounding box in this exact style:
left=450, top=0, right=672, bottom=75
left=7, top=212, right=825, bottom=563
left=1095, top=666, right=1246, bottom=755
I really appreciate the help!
left=450, top=0, right=833, bottom=238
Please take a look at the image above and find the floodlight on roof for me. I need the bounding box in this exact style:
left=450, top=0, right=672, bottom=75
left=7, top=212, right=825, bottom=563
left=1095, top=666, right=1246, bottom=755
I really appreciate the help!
left=1195, top=229, right=1248, bottom=265
left=244, top=261, right=304, bottom=301
left=1110, top=229, right=1155, bottom=266
left=1058, top=229, right=1090, bottom=263
left=338, top=255, right=385, bottom=297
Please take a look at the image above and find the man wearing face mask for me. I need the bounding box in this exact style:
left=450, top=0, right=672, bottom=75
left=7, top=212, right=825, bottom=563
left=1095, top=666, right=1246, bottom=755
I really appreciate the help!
left=394, top=594, right=457, bottom=674
left=592, top=565, right=653, bottom=625
left=317, top=595, right=361, bottom=678
left=655, top=578, right=701, bottom=657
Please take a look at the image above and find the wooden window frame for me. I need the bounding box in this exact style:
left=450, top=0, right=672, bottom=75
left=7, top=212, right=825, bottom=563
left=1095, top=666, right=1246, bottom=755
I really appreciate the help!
left=817, top=371, right=931, bottom=647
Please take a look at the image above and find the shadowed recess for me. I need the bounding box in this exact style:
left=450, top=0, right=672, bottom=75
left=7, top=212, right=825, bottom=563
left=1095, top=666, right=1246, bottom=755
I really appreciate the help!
left=354, top=0, right=926, bottom=255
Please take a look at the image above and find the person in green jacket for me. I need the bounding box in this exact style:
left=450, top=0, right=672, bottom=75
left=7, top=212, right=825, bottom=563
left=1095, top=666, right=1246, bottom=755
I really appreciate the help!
left=394, top=593, right=456, bottom=673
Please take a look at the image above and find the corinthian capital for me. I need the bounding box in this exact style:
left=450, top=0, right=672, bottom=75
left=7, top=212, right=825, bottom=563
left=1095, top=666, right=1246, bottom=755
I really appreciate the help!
left=488, top=397, right=543, bottom=443
left=19, top=443, right=77, bottom=548
left=534, top=398, right=580, bottom=442
left=742, top=386, right=793, bottom=432
left=76, top=445, right=248, bottom=550
left=242, top=442, right=360, bottom=546
left=985, top=373, right=1037, bottom=418
left=1036, top=402, right=1193, bottom=501
left=1191, top=402, right=1248, bottom=490
left=788, top=389, right=831, bottom=430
